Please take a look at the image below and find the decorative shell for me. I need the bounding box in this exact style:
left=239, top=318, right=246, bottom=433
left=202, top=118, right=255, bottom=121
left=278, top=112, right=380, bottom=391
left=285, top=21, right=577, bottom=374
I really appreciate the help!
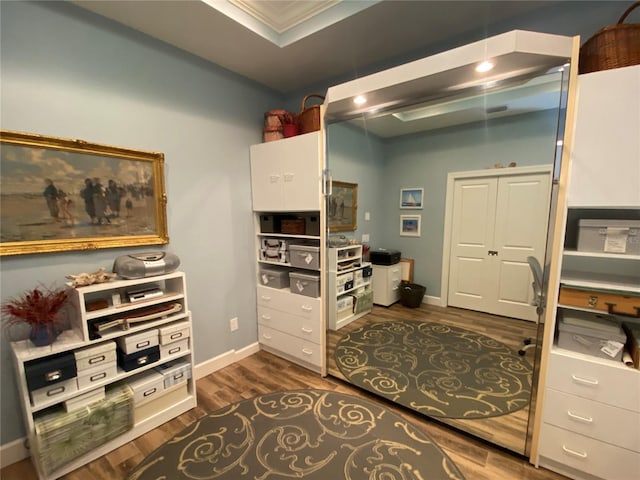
left=66, top=268, right=116, bottom=287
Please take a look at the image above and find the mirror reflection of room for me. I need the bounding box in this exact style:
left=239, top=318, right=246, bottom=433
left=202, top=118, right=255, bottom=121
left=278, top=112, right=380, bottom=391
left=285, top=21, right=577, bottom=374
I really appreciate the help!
left=324, top=36, right=571, bottom=455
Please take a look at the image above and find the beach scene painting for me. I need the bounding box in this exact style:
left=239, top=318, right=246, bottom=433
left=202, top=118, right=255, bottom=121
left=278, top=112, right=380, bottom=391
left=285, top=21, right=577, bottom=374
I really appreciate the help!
left=1, top=131, right=168, bottom=256
left=400, top=214, right=421, bottom=237
left=400, top=188, right=423, bottom=209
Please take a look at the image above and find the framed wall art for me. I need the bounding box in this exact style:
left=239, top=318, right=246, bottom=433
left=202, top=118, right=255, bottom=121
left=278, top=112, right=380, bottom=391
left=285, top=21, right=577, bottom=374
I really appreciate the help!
left=400, top=188, right=423, bottom=209
left=400, top=214, right=421, bottom=237
left=328, top=181, right=357, bottom=232
left=0, top=130, right=169, bottom=256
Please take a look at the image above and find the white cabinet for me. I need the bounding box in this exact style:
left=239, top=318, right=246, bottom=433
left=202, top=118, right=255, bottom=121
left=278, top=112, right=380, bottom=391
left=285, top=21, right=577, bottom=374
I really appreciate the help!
left=250, top=132, right=323, bottom=212
left=250, top=134, right=325, bottom=374
left=327, top=245, right=372, bottom=330
left=372, top=263, right=402, bottom=306
left=568, top=65, right=640, bottom=207
left=10, top=271, right=196, bottom=480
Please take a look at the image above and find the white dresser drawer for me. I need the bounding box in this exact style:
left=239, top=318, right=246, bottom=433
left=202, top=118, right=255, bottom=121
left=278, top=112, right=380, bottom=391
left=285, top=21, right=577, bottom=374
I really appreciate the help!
left=258, top=325, right=321, bottom=367
left=543, top=388, right=640, bottom=452
left=546, top=349, right=640, bottom=412
left=539, top=423, right=640, bottom=480
left=257, top=305, right=321, bottom=344
left=257, top=285, right=321, bottom=320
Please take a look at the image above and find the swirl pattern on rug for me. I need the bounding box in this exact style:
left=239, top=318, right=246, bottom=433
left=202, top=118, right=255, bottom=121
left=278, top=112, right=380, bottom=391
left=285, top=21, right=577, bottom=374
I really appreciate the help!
left=128, top=389, right=465, bottom=480
left=335, top=320, right=532, bottom=419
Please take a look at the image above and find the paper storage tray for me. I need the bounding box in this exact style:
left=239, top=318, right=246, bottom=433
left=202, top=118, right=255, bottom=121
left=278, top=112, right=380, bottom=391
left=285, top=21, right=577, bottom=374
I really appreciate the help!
left=557, top=310, right=627, bottom=361
left=158, top=320, right=191, bottom=345
left=116, top=328, right=159, bottom=355
left=25, top=352, right=77, bottom=392
left=74, top=341, right=116, bottom=371
left=577, top=219, right=640, bottom=254
left=289, top=244, right=320, bottom=270
left=259, top=267, right=291, bottom=289
left=289, top=271, right=321, bottom=297
left=155, top=359, right=192, bottom=389
left=34, top=384, right=133, bottom=476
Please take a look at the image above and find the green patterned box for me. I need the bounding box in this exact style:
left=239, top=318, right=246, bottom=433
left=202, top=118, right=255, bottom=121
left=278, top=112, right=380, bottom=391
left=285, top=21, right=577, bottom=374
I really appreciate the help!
left=34, top=384, right=133, bottom=475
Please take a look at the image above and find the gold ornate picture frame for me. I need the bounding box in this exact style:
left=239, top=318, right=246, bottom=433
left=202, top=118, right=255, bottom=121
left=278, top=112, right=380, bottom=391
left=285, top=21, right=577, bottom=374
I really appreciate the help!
left=0, top=130, right=168, bottom=256
left=328, top=180, right=357, bottom=232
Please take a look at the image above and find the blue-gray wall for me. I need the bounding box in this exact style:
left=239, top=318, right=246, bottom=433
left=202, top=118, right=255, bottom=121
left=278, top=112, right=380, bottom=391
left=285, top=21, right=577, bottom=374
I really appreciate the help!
left=0, top=1, right=282, bottom=445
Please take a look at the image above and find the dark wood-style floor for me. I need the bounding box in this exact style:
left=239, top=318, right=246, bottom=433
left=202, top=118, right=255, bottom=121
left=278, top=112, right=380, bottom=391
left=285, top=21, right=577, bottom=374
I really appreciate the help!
left=2, top=349, right=568, bottom=480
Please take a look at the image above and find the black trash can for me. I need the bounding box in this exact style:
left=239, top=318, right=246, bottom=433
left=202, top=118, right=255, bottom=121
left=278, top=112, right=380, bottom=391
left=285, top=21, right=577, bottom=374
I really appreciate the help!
left=399, top=282, right=426, bottom=308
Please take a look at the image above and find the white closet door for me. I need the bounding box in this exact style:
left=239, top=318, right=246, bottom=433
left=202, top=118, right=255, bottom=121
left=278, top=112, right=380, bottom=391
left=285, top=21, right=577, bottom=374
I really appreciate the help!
left=448, top=171, right=551, bottom=321
left=493, top=172, right=551, bottom=320
left=448, top=177, right=498, bottom=313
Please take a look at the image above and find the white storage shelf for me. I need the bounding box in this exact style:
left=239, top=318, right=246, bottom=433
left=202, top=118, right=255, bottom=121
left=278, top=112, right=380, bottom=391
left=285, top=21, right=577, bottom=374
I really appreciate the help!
left=10, top=271, right=197, bottom=480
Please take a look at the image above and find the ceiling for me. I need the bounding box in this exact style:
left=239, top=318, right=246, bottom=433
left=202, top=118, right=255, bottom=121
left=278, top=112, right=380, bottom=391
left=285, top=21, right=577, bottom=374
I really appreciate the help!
left=71, top=0, right=561, bottom=94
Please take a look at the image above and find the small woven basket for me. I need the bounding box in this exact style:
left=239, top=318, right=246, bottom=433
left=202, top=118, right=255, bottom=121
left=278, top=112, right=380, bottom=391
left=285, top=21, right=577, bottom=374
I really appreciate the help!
left=579, top=2, right=640, bottom=74
left=298, top=94, right=325, bottom=134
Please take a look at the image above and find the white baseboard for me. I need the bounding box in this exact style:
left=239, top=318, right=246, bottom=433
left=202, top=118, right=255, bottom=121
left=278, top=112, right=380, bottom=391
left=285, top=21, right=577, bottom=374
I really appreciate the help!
left=193, top=342, right=260, bottom=379
left=424, top=295, right=442, bottom=306
left=1, top=342, right=261, bottom=469
left=0, top=437, right=29, bottom=469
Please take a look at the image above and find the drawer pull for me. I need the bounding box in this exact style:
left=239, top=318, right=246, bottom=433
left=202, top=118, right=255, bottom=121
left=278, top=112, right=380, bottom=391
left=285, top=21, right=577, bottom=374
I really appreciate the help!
left=136, top=340, right=151, bottom=349
left=567, top=411, right=593, bottom=423
left=263, top=333, right=272, bottom=340
left=562, top=445, right=587, bottom=459
left=137, top=355, right=149, bottom=365
left=143, top=387, right=157, bottom=397
left=571, top=374, right=599, bottom=386
left=301, top=305, right=313, bottom=312
left=168, top=346, right=181, bottom=355
left=45, top=370, right=62, bottom=382
left=301, top=327, right=313, bottom=333
left=90, top=372, right=107, bottom=382
left=46, top=386, right=65, bottom=397
left=89, top=355, right=106, bottom=365
left=261, top=314, right=272, bottom=320
left=302, top=348, right=313, bottom=355
left=173, top=372, right=184, bottom=381
left=170, top=332, right=183, bottom=340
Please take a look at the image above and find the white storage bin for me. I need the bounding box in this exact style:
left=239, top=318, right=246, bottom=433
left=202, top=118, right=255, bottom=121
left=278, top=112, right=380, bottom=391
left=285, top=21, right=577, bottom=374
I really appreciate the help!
left=337, top=295, right=354, bottom=312
left=76, top=362, right=117, bottom=390
left=289, top=245, right=320, bottom=270
left=74, top=341, right=116, bottom=372
left=127, top=371, right=165, bottom=406
left=116, top=329, right=159, bottom=355
left=160, top=338, right=189, bottom=359
left=289, top=271, right=321, bottom=297
left=64, top=387, right=105, bottom=413
left=577, top=219, right=640, bottom=255
left=259, top=267, right=290, bottom=289
left=158, top=321, right=191, bottom=345
left=31, top=378, right=78, bottom=407
left=155, top=359, right=192, bottom=389
left=557, top=310, right=627, bottom=361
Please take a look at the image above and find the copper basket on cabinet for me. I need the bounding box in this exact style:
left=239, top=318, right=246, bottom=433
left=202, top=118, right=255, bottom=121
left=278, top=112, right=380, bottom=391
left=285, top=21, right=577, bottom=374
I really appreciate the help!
left=579, top=2, right=640, bottom=74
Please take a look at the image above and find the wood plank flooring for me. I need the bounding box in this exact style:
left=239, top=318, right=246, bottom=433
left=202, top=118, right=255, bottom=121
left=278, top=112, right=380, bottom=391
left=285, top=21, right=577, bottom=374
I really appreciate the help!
left=327, top=302, right=542, bottom=454
left=1, top=349, right=568, bottom=480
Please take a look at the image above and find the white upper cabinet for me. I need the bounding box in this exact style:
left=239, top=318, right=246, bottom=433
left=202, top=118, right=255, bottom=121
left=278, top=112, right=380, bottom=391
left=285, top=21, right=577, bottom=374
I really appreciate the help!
left=568, top=65, right=640, bottom=207
left=250, top=132, right=323, bottom=212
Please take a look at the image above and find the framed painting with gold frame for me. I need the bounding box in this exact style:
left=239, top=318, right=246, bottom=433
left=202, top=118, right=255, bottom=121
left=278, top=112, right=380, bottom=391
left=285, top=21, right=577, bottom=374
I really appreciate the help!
left=0, top=130, right=168, bottom=256
left=328, top=180, right=357, bottom=232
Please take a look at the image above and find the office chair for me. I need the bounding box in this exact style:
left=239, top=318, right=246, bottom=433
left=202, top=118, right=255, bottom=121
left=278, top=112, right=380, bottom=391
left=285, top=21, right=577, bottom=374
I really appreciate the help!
left=519, top=256, right=545, bottom=356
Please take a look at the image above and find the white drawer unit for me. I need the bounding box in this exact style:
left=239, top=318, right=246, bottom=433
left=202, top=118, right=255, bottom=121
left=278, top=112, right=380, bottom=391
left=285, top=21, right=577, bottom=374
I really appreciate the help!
left=546, top=349, right=640, bottom=412
left=258, top=325, right=322, bottom=368
left=257, top=285, right=321, bottom=321
left=257, top=305, right=322, bottom=344
left=538, top=424, right=640, bottom=480
left=372, top=263, right=402, bottom=306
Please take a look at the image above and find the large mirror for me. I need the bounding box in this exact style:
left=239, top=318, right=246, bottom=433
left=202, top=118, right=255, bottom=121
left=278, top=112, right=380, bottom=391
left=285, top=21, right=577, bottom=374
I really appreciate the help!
left=324, top=31, right=575, bottom=456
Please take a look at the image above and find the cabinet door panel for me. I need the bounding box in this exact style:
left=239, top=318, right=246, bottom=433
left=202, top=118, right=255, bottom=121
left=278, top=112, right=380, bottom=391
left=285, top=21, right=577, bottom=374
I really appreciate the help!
left=250, top=145, right=284, bottom=211
left=280, top=133, right=322, bottom=211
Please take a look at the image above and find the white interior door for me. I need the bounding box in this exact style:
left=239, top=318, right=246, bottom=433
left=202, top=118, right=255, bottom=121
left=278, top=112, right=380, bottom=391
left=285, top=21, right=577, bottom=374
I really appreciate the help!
left=448, top=170, right=551, bottom=321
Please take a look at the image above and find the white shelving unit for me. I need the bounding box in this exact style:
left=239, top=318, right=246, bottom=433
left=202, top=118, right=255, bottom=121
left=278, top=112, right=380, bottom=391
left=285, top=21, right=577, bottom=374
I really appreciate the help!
left=250, top=132, right=326, bottom=375
left=10, top=271, right=196, bottom=480
left=536, top=65, right=640, bottom=480
left=327, top=245, right=372, bottom=330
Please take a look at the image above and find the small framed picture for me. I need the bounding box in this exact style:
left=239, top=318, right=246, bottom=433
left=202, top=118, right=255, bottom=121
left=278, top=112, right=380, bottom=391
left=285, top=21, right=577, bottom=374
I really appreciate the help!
left=400, top=188, right=423, bottom=209
left=400, top=215, right=421, bottom=237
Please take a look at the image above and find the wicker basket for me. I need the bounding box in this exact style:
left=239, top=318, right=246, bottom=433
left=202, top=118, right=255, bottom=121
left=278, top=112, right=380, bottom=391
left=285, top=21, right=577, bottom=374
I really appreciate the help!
left=579, top=2, right=640, bottom=74
left=298, top=94, right=325, bottom=134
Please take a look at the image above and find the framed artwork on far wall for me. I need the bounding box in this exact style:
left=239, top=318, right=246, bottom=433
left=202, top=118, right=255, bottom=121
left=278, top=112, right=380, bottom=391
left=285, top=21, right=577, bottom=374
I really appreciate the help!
left=328, top=180, right=358, bottom=232
left=400, top=188, right=423, bottom=209
left=0, top=130, right=169, bottom=256
left=400, top=214, right=421, bottom=237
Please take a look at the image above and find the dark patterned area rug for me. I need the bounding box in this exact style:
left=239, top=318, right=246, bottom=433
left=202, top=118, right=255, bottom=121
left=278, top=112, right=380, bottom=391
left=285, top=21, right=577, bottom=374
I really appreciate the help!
left=128, top=389, right=465, bottom=480
left=335, top=320, right=532, bottom=419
